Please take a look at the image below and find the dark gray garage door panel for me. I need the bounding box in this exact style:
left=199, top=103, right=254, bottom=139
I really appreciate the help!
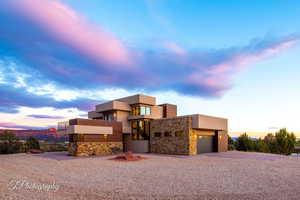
left=197, top=135, right=214, bottom=153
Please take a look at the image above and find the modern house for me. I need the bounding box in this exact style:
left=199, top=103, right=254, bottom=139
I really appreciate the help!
left=58, top=94, right=228, bottom=156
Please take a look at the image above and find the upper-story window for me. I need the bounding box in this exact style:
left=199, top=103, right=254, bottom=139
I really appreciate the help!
left=103, top=112, right=116, bottom=121
left=131, top=105, right=151, bottom=116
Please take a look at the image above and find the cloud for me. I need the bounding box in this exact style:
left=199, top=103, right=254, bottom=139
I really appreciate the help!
left=0, top=0, right=299, bottom=99
left=27, top=114, right=65, bottom=119
left=0, top=84, right=99, bottom=113
left=0, top=122, right=50, bottom=130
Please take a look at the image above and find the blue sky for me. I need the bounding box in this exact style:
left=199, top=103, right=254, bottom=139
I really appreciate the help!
left=0, top=0, right=299, bottom=136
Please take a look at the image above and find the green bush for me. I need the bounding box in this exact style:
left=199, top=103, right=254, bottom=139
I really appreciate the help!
left=228, top=136, right=235, bottom=150
left=232, top=129, right=296, bottom=155
left=272, top=128, right=296, bottom=155
left=296, top=139, right=300, bottom=147
left=25, top=136, right=40, bottom=150
left=253, top=139, right=270, bottom=153
left=40, top=143, right=68, bottom=152
left=0, top=131, right=22, bottom=154
left=235, top=133, right=254, bottom=151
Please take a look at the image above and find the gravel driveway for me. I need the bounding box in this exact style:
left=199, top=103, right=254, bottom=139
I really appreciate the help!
left=1, top=151, right=300, bottom=200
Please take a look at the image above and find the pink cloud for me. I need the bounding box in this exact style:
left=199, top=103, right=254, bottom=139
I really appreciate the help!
left=185, top=38, right=299, bottom=96
left=0, top=0, right=299, bottom=97
left=162, top=41, right=186, bottom=55
left=8, top=0, right=132, bottom=68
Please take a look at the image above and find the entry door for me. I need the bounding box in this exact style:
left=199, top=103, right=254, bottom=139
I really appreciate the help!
left=197, top=135, right=214, bottom=154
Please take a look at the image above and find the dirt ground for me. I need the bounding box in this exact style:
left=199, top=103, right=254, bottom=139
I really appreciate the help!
left=0, top=151, right=300, bottom=200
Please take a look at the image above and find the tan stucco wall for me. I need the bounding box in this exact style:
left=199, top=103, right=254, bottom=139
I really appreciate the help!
left=95, top=101, right=131, bottom=112
left=191, top=114, right=227, bottom=131
left=116, top=94, right=156, bottom=105
left=116, top=110, right=131, bottom=133
left=67, top=125, right=113, bottom=135
left=88, top=111, right=103, bottom=119
left=150, top=105, right=163, bottom=119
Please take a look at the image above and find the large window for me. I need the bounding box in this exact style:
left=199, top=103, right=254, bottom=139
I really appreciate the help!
left=131, top=120, right=150, bottom=140
left=103, top=111, right=116, bottom=121
left=131, top=105, right=151, bottom=116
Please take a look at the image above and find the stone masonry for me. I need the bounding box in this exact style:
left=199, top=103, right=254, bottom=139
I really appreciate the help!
left=150, top=116, right=191, bottom=155
left=69, top=142, right=123, bottom=156
left=150, top=116, right=228, bottom=155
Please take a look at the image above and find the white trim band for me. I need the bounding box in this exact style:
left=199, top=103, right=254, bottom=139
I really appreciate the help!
left=67, top=125, right=113, bottom=135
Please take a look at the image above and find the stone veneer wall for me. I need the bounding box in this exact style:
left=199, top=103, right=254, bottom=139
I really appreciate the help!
left=150, top=116, right=191, bottom=155
left=217, top=131, right=228, bottom=152
left=189, top=129, right=198, bottom=155
left=69, top=142, right=123, bottom=156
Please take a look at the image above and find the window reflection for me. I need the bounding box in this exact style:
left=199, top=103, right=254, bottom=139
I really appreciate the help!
left=131, top=105, right=151, bottom=116
left=131, top=120, right=150, bottom=140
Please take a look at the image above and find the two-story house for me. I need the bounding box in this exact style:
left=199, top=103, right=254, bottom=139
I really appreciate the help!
left=58, top=94, right=228, bottom=156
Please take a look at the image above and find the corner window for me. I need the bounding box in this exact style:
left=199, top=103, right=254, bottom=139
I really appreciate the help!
left=131, top=105, right=151, bottom=116
left=140, top=106, right=146, bottom=115
left=145, top=107, right=151, bottom=115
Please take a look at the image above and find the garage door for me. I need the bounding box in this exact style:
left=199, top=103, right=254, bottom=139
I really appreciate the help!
left=197, top=135, right=214, bottom=154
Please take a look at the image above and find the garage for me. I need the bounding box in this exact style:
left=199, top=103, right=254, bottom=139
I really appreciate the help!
left=197, top=135, right=214, bottom=153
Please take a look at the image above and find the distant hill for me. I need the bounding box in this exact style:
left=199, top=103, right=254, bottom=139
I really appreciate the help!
left=0, top=128, right=68, bottom=141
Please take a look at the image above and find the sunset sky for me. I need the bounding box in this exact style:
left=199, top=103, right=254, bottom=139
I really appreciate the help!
left=0, top=0, right=299, bottom=137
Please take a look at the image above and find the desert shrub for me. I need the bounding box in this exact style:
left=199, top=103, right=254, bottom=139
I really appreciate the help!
left=233, top=129, right=296, bottom=155
left=264, top=129, right=296, bottom=155
left=235, top=133, right=254, bottom=151
left=0, top=131, right=22, bottom=154
left=274, top=128, right=296, bottom=155
left=40, top=143, right=68, bottom=152
left=296, top=139, right=300, bottom=147
left=253, top=139, right=270, bottom=153
left=25, top=136, right=40, bottom=150
left=228, top=136, right=235, bottom=150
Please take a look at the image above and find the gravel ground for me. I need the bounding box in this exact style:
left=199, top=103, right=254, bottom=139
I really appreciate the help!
left=1, top=151, right=300, bottom=200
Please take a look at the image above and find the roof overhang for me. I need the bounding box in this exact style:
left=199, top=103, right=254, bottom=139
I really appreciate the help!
left=191, top=114, right=228, bottom=131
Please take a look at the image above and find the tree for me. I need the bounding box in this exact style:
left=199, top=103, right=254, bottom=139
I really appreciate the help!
left=296, top=139, right=300, bottom=147
left=274, top=128, right=296, bottom=155
left=235, top=133, right=254, bottom=151
left=0, top=131, right=22, bottom=154
left=264, top=133, right=277, bottom=153
left=264, top=129, right=296, bottom=155
left=253, top=138, right=270, bottom=153
left=26, top=136, right=40, bottom=150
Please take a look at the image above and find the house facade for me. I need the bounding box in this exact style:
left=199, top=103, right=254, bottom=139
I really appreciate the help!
left=58, top=94, right=228, bottom=156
